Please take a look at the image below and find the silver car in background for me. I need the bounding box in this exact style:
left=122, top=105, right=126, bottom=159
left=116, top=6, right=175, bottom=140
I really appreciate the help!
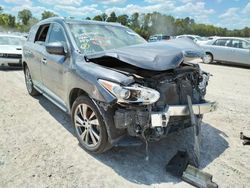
left=0, top=34, right=25, bottom=68
left=200, top=37, right=250, bottom=66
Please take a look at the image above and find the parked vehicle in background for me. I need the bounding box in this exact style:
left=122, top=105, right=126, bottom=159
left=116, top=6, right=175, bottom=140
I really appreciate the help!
left=200, top=37, right=250, bottom=66
left=176, top=35, right=207, bottom=44
left=207, top=36, right=219, bottom=40
left=22, top=18, right=217, bottom=155
left=0, top=34, right=25, bottom=68
left=148, top=34, right=172, bottom=42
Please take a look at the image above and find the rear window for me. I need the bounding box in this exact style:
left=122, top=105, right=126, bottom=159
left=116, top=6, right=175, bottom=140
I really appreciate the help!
left=230, top=39, right=250, bottom=49
left=35, top=24, right=50, bottom=44
left=242, top=40, right=250, bottom=49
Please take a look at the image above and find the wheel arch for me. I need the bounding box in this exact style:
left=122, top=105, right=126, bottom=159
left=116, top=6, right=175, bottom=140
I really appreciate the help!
left=22, top=61, right=27, bottom=72
left=69, top=88, right=89, bottom=110
left=68, top=87, right=126, bottom=145
left=204, top=51, right=214, bottom=63
left=205, top=51, right=213, bottom=57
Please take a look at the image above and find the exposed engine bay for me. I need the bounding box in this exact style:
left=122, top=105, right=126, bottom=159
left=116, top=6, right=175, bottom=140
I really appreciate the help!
left=90, top=55, right=211, bottom=142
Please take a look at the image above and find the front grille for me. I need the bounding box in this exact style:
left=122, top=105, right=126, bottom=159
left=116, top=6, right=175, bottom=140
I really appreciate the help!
left=154, top=78, right=201, bottom=110
left=156, top=80, right=194, bottom=106
left=8, top=63, right=22, bottom=67
left=0, top=53, right=22, bottom=59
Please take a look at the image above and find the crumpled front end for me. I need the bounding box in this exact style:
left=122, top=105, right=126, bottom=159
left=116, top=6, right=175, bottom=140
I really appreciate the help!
left=98, top=62, right=217, bottom=142
left=89, top=39, right=216, bottom=143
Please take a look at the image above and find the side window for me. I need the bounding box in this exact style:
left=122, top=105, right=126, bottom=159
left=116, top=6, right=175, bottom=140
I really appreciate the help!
left=48, top=23, right=67, bottom=44
left=224, top=40, right=232, bottom=47
left=34, top=24, right=50, bottom=44
left=213, top=39, right=230, bottom=46
left=240, top=40, right=250, bottom=49
left=229, top=40, right=239, bottom=48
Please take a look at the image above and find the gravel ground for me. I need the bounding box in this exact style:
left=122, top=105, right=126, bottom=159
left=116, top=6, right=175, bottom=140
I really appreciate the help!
left=0, top=63, right=250, bottom=188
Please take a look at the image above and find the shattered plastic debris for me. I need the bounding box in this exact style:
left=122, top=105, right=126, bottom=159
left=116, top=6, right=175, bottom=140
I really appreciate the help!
left=182, top=165, right=218, bottom=188
left=240, top=132, right=250, bottom=145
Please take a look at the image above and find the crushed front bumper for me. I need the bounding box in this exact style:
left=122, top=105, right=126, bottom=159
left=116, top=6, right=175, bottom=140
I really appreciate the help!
left=151, top=101, right=217, bottom=127
left=167, top=101, right=217, bottom=116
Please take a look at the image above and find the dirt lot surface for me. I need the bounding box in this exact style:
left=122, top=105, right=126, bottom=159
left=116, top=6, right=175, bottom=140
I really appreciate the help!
left=0, top=63, right=250, bottom=188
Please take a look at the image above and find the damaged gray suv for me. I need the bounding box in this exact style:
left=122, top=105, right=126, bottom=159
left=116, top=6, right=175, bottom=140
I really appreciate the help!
left=23, top=17, right=217, bottom=154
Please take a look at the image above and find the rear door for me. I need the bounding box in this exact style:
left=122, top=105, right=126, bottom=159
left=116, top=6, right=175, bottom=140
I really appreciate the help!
left=229, top=39, right=250, bottom=65
left=41, top=22, right=70, bottom=108
left=24, top=24, right=50, bottom=89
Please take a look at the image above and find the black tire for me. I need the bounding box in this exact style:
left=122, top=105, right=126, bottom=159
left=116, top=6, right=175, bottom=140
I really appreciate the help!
left=203, top=52, right=213, bottom=64
left=71, top=95, right=109, bottom=154
left=24, top=65, right=40, bottom=96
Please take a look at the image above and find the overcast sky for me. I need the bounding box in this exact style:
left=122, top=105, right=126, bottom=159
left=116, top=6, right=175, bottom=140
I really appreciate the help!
left=1, top=0, right=250, bottom=29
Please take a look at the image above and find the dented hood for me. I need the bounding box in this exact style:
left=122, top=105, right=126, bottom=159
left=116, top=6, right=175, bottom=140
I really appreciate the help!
left=86, top=38, right=205, bottom=71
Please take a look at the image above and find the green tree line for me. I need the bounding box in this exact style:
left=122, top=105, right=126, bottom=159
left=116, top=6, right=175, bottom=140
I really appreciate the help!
left=91, top=12, right=250, bottom=39
left=0, top=6, right=249, bottom=39
left=0, top=7, right=57, bottom=32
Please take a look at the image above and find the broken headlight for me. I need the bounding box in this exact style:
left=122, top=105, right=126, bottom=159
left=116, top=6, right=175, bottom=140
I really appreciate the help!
left=198, top=72, right=210, bottom=95
left=98, top=79, right=160, bottom=105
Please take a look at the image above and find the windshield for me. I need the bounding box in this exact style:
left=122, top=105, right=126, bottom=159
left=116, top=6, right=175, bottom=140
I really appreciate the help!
left=68, top=23, right=146, bottom=54
left=0, top=36, right=24, bottom=45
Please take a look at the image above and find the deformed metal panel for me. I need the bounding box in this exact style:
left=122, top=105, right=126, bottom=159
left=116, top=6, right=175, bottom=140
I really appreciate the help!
left=182, top=165, right=218, bottom=188
left=87, top=38, right=205, bottom=71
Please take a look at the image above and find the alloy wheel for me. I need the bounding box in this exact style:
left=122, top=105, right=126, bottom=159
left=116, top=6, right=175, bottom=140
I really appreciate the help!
left=74, top=104, right=101, bottom=148
left=203, top=54, right=212, bottom=64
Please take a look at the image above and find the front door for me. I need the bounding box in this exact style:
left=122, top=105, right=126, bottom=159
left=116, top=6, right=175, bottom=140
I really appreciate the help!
left=41, top=23, right=69, bottom=107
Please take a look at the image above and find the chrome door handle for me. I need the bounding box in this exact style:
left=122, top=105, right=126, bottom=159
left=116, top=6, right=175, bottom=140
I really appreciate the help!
left=41, top=58, right=47, bottom=64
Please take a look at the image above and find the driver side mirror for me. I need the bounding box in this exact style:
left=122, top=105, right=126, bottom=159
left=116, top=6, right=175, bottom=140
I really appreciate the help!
left=46, top=42, right=67, bottom=55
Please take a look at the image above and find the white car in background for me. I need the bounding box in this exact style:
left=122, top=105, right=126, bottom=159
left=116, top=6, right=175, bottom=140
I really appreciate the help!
left=200, top=37, right=250, bottom=66
left=207, top=36, right=219, bottom=40
left=176, top=35, right=208, bottom=45
left=0, top=34, right=25, bottom=68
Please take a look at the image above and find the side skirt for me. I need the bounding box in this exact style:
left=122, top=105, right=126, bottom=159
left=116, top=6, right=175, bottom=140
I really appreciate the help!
left=33, top=85, right=68, bottom=113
